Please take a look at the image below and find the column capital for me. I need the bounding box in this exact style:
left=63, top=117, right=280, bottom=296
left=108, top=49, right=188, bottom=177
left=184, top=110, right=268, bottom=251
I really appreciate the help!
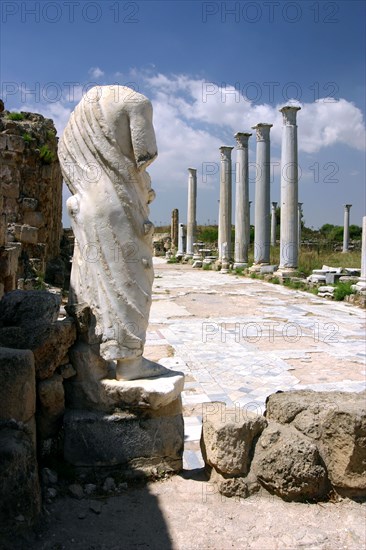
left=271, top=202, right=278, bottom=209
left=298, top=202, right=303, bottom=208
left=279, top=105, right=301, bottom=126
left=344, top=204, right=352, bottom=210
left=251, top=123, right=273, bottom=141
left=188, top=167, right=197, bottom=175
left=219, top=146, right=234, bottom=160
left=234, top=132, right=252, bottom=148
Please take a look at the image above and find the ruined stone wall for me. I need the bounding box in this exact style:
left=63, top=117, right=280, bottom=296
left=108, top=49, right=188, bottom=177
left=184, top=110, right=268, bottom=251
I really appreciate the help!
left=0, top=107, right=62, bottom=288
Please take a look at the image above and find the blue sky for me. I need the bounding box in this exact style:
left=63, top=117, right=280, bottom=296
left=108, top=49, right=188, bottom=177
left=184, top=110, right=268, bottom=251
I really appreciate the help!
left=1, top=0, right=365, bottom=229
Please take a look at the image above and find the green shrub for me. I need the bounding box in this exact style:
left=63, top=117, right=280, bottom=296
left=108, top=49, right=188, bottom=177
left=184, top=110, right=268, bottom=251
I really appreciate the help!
left=22, top=133, right=32, bottom=142
left=333, top=281, right=355, bottom=301
left=7, top=112, right=25, bottom=121
left=271, top=276, right=280, bottom=284
left=39, top=144, right=55, bottom=164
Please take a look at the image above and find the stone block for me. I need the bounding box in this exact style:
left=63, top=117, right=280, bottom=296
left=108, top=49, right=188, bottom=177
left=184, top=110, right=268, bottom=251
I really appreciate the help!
left=23, top=211, right=44, bottom=228
left=63, top=407, right=184, bottom=475
left=0, top=292, right=76, bottom=380
left=0, top=420, right=41, bottom=531
left=0, top=245, right=20, bottom=278
left=6, top=135, right=25, bottom=153
left=325, top=273, right=342, bottom=284
left=200, top=402, right=267, bottom=476
left=20, top=225, right=38, bottom=244
left=0, top=347, right=35, bottom=423
left=20, top=197, right=38, bottom=211
left=260, top=265, right=278, bottom=274
left=37, top=373, right=65, bottom=439
left=252, top=422, right=328, bottom=501
left=0, top=214, right=6, bottom=247
left=0, top=134, right=7, bottom=150
left=319, top=400, right=366, bottom=496
left=2, top=180, right=19, bottom=199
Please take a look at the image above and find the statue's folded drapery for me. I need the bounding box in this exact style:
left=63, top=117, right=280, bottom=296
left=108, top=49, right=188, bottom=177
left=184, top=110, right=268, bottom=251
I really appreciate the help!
left=58, top=85, right=157, bottom=362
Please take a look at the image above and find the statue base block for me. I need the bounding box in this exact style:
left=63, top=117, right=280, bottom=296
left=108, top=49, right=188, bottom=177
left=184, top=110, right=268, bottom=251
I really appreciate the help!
left=64, top=399, right=184, bottom=476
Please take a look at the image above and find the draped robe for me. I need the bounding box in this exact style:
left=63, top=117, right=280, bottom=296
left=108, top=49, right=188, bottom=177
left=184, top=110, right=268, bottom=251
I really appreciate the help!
left=58, top=86, right=157, bottom=361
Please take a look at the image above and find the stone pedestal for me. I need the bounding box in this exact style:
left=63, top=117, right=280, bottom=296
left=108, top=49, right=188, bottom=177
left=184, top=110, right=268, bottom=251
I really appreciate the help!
left=64, top=332, right=185, bottom=476
left=271, top=202, right=277, bottom=247
left=276, top=106, right=301, bottom=278
left=64, top=400, right=184, bottom=475
left=185, top=168, right=197, bottom=259
left=342, top=204, right=352, bottom=253
left=251, top=124, right=272, bottom=270
left=219, top=146, right=234, bottom=272
left=234, top=133, right=251, bottom=268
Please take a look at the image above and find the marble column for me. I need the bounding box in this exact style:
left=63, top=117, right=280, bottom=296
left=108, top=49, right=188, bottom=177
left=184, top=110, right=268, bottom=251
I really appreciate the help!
left=355, top=216, right=366, bottom=291
left=271, top=202, right=277, bottom=247
left=176, top=223, right=186, bottom=258
left=298, top=202, right=303, bottom=249
left=251, top=123, right=272, bottom=268
left=171, top=208, right=179, bottom=249
left=342, top=204, right=352, bottom=253
left=234, top=132, right=252, bottom=268
left=219, top=146, right=234, bottom=272
left=185, top=168, right=197, bottom=259
left=277, top=106, right=301, bottom=275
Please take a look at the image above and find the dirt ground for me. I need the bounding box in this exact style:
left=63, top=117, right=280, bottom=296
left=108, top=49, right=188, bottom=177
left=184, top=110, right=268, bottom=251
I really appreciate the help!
left=3, top=471, right=365, bottom=550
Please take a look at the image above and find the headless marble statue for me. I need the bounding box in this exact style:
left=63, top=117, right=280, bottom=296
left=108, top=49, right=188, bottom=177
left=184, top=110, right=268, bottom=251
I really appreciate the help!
left=59, top=85, right=167, bottom=381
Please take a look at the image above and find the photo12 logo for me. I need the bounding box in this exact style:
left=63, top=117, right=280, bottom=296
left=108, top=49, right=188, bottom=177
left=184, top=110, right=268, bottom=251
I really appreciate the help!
left=201, top=2, right=340, bottom=24
left=1, top=1, right=140, bottom=24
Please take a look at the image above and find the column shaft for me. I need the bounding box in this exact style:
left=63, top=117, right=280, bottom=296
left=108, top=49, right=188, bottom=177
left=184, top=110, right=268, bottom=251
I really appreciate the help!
left=234, top=132, right=252, bottom=267
left=342, top=204, right=352, bottom=253
left=356, top=216, right=366, bottom=290
left=185, top=169, right=197, bottom=257
left=219, top=147, right=234, bottom=268
left=177, top=223, right=186, bottom=257
left=271, top=202, right=277, bottom=247
left=252, top=124, right=272, bottom=265
left=279, top=106, right=301, bottom=270
left=298, top=203, right=303, bottom=249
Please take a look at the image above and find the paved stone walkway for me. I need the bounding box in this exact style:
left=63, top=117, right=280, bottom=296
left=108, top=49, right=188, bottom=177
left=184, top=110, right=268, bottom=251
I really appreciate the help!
left=145, top=259, right=366, bottom=469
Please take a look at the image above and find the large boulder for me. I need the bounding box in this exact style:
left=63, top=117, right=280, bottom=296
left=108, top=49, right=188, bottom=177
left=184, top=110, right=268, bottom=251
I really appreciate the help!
left=200, top=402, right=267, bottom=476
left=252, top=423, right=329, bottom=501
left=265, top=390, right=366, bottom=497
left=0, top=289, right=60, bottom=325
left=0, top=420, right=41, bottom=531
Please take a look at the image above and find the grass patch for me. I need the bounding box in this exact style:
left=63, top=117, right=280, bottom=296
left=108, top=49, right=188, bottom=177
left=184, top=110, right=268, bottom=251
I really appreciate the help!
left=22, top=132, right=33, bottom=142
left=7, top=111, right=25, bottom=121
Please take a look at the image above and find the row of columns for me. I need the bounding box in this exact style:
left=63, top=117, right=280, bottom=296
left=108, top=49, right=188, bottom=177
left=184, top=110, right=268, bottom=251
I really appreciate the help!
left=181, top=106, right=356, bottom=270
left=217, top=105, right=301, bottom=274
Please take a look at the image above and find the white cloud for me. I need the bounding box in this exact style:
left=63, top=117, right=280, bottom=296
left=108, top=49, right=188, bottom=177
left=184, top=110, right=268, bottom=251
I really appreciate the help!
left=142, top=73, right=366, bottom=155
left=88, top=67, right=105, bottom=79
